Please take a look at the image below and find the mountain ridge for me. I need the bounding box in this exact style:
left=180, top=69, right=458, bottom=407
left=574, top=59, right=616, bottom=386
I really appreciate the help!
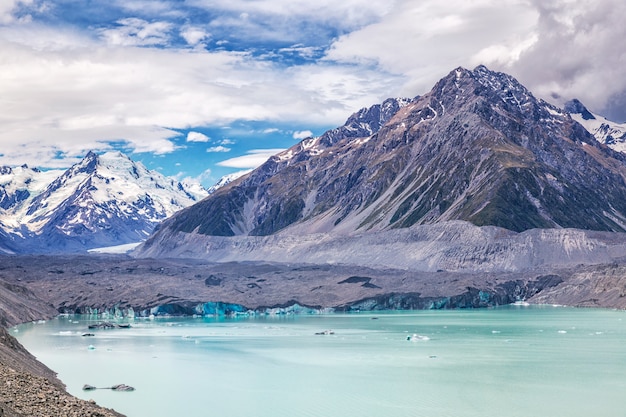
left=0, top=151, right=208, bottom=253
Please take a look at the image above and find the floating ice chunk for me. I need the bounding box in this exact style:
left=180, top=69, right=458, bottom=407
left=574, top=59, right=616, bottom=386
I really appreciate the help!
left=407, top=334, right=430, bottom=342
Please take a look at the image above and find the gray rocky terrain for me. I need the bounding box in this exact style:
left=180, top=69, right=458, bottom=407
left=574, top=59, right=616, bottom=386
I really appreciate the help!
left=2, top=252, right=626, bottom=319
left=0, top=326, right=123, bottom=417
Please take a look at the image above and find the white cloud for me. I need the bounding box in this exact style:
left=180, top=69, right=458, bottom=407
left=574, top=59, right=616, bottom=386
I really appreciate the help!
left=98, top=18, right=173, bottom=46
left=220, top=138, right=235, bottom=145
left=181, top=167, right=213, bottom=187
left=217, top=148, right=285, bottom=169
left=293, top=130, right=313, bottom=140
left=279, top=44, right=323, bottom=59
left=191, top=0, right=392, bottom=34
left=325, top=0, right=539, bottom=97
left=0, top=0, right=21, bottom=24
left=263, top=128, right=280, bottom=134
left=113, top=0, right=185, bottom=17
left=180, top=24, right=210, bottom=47
left=0, top=26, right=397, bottom=169
left=187, top=131, right=210, bottom=142
left=0, top=0, right=42, bottom=24
left=502, top=0, right=626, bottom=120
left=207, top=145, right=231, bottom=153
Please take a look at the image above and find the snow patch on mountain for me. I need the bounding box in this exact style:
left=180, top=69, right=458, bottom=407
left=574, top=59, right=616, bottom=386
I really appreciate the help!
left=565, top=99, right=626, bottom=152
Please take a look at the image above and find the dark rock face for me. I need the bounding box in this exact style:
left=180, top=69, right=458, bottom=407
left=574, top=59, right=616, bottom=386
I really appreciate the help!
left=338, top=274, right=565, bottom=311
left=564, top=98, right=596, bottom=120
left=0, top=188, right=30, bottom=210
left=144, top=65, right=626, bottom=257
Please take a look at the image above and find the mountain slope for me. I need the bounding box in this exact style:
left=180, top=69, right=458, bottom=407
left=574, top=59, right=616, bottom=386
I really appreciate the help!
left=139, top=65, right=626, bottom=261
left=0, top=151, right=207, bottom=252
left=135, top=220, right=626, bottom=272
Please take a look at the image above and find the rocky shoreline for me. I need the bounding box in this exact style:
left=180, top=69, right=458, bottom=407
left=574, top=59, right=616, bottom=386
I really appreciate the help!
left=2, top=253, right=626, bottom=416
left=0, top=327, right=124, bottom=417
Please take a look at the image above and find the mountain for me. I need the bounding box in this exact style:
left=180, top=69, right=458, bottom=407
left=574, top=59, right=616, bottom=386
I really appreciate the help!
left=136, top=65, right=626, bottom=265
left=564, top=98, right=626, bottom=153
left=0, top=151, right=207, bottom=253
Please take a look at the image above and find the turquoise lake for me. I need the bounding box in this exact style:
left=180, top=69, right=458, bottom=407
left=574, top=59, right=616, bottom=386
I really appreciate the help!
left=14, top=306, right=626, bottom=417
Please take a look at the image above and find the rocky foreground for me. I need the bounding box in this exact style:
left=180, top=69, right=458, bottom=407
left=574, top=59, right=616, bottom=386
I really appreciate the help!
left=2, top=252, right=626, bottom=416
left=0, top=327, right=123, bottom=417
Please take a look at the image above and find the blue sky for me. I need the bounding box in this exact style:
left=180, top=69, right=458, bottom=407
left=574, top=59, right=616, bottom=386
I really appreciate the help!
left=1, top=0, right=625, bottom=186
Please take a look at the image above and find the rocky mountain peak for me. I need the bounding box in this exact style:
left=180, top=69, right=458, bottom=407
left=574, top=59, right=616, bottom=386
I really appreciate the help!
left=72, top=150, right=100, bottom=175
left=317, top=96, right=413, bottom=148
left=564, top=98, right=626, bottom=152
left=564, top=99, right=596, bottom=120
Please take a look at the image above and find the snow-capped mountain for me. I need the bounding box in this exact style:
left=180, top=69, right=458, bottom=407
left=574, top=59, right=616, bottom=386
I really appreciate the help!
left=0, top=151, right=208, bottom=253
left=0, top=165, right=64, bottom=214
left=136, top=65, right=626, bottom=261
left=565, top=98, right=626, bottom=152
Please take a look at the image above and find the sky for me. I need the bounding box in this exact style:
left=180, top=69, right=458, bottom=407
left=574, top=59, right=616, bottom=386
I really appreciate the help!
left=1, top=0, right=625, bottom=187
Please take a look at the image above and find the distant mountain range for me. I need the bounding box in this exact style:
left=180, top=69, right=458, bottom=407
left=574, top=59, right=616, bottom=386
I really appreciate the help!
left=0, top=151, right=208, bottom=253
left=135, top=65, right=626, bottom=270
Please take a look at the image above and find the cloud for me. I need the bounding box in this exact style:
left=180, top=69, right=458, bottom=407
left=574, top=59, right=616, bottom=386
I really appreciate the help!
left=180, top=167, right=213, bottom=187
left=499, top=0, right=626, bottom=121
left=293, top=130, right=313, bottom=140
left=220, top=138, right=235, bottom=145
left=206, top=145, right=231, bottom=153
left=0, top=0, right=23, bottom=24
left=180, top=24, right=210, bottom=47
left=319, top=0, right=626, bottom=121
left=0, top=0, right=46, bottom=24
left=98, top=18, right=173, bottom=46
left=113, top=0, right=185, bottom=17
left=191, top=0, right=391, bottom=43
left=325, top=0, right=539, bottom=97
left=0, top=24, right=397, bottom=169
left=217, top=148, right=285, bottom=169
left=186, top=131, right=210, bottom=142
left=263, top=128, right=280, bottom=134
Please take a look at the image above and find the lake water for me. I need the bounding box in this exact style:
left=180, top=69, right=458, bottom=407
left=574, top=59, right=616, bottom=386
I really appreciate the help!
left=14, top=306, right=626, bottom=417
